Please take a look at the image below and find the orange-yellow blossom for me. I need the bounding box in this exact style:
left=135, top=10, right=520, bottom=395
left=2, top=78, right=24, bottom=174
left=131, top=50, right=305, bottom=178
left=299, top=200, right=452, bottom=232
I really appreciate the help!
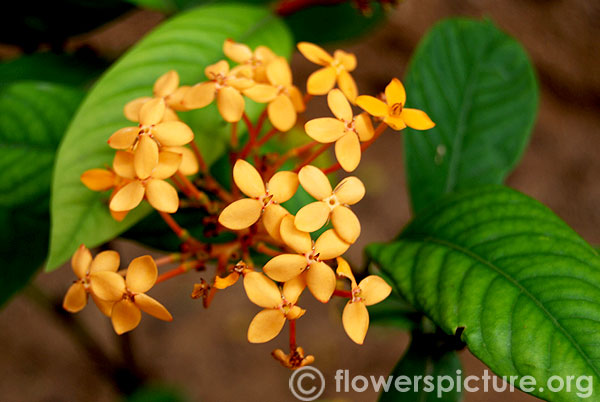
left=123, top=70, right=190, bottom=123
left=63, top=245, right=120, bottom=316
left=263, top=216, right=349, bottom=302
left=223, top=39, right=276, bottom=83
left=213, top=261, right=252, bottom=290
left=243, top=271, right=306, bottom=343
left=162, top=146, right=199, bottom=176
left=295, top=165, right=364, bottom=244
left=89, top=255, right=173, bottom=334
left=183, top=60, right=254, bottom=123
left=243, top=57, right=305, bottom=132
left=218, top=160, right=298, bottom=241
left=336, top=258, right=392, bottom=344
left=108, top=98, right=194, bottom=179
left=109, top=150, right=181, bottom=213
left=272, top=347, right=315, bottom=369
left=356, top=78, right=435, bottom=131
left=297, top=42, right=358, bottom=102
left=305, top=89, right=374, bottom=172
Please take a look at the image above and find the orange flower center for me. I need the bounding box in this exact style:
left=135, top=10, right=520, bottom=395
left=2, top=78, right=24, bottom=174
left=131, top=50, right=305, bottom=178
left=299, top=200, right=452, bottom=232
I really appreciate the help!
left=351, top=287, right=363, bottom=303
left=390, top=103, right=403, bottom=117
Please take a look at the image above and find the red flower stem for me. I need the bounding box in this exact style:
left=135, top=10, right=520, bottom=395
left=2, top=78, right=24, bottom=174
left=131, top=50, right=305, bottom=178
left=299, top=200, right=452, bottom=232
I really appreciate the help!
left=255, top=109, right=268, bottom=136
left=254, top=127, right=279, bottom=148
left=293, top=143, right=331, bottom=172
left=289, top=319, right=297, bottom=351
left=333, top=289, right=352, bottom=298
left=230, top=121, right=239, bottom=148
left=158, top=211, right=186, bottom=239
left=241, top=113, right=253, bottom=137
left=321, top=122, right=388, bottom=175
left=155, top=265, right=187, bottom=284
left=189, top=141, right=207, bottom=173
left=175, top=172, right=207, bottom=202
left=155, top=254, right=179, bottom=267
left=255, top=242, right=283, bottom=257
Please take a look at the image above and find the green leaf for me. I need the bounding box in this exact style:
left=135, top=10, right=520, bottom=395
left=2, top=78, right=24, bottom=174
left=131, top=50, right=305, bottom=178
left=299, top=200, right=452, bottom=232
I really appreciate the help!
left=379, top=332, right=463, bottom=402
left=48, top=4, right=292, bottom=271
left=367, top=186, right=600, bottom=401
left=403, top=18, right=538, bottom=214
left=0, top=81, right=83, bottom=306
left=126, top=383, right=187, bottom=402
left=368, top=294, right=419, bottom=330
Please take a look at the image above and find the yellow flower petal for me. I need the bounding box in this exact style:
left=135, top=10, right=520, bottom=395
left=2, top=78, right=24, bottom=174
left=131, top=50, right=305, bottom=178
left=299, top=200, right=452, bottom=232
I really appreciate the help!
left=268, top=94, right=296, bottom=132
left=71, top=244, right=92, bottom=279
left=89, top=271, right=126, bottom=302
left=163, top=146, right=198, bottom=176
left=108, top=126, right=138, bottom=150
left=111, top=299, right=142, bottom=335
left=110, top=206, right=129, bottom=222
left=166, top=85, right=190, bottom=111
left=243, top=271, right=282, bottom=308
left=335, top=132, right=361, bottom=172
left=90, top=250, right=120, bottom=273
left=356, top=95, right=388, bottom=117
left=243, top=84, right=278, bottom=103
left=263, top=254, right=308, bottom=282
left=214, top=272, right=240, bottom=290
left=288, top=86, right=305, bottom=112
left=385, top=78, right=406, bottom=106
left=334, top=176, right=365, bottom=205
left=183, top=82, right=216, bottom=109
left=113, top=151, right=136, bottom=180
left=279, top=215, right=312, bottom=254
left=342, top=301, right=369, bottom=344
left=268, top=171, right=298, bottom=203
left=337, top=70, right=358, bottom=103
left=153, top=121, right=194, bottom=146
left=304, top=117, right=345, bottom=143
left=205, top=60, right=229, bottom=79
left=63, top=282, right=88, bottom=313
left=307, top=66, right=336, bottom=95
left=314, top=229, right=349, bottom=260
left=153, top=70, right=179, bottom=98
left=383, top=116, right=407, bottom=131
left=334, top=49, right=356, bottom=71
left=266, top=57, right=292, bottom=87
left=282, top=274, right=306, bottom=304
left=327, top=88, right=352, bottom=122
left=134, top=293, right=172, bottom=321
left=335, top=257, right=356, bottom=287
left=286, top=305, right=306, bottom=320
left=91, top=294, right=114, bottom=317
left=233, top=159, right=265, bottom=198
left=297, top=42, right=332, bottom=65
left=134, top=134, right=159, bottom=179
left=294, top=201, right=330, bottom=233
left=109, top=181, right=145, bottom=212
left=355, top=112, right=374, bottom=142
left=255, top=46, right=276, bottom=63
left=218, top=198, right=263, bottom=230
left=146, top=179, right=179, bottom=213
left=262, top=203, right=289, bottom=242
left=223, top=39, right=253, bottom=63
left=401, top=108, right=435, bottom=130
left=298, top=165, right=332, bottom=200
left=306, top=261, right=335, bottom=302
left=162, top=106, right=179, bottom=122
left=228, top=76, right=255, bottom=91
left=359, top=275, right=392, bottom=306
left=331, top=205, right=361, bottom=244
left=247, top=308, right=286, bottom=343
left=139, top=97, right=166, bottom=126
left=126, top=255, right=157, bottom=293
left=217, top=86, right=244, bottom=123
left=123, top=97, right=151, bottom=122
left=81, top=169, right=116, bottom=191
left=152, top=151, right=182, bottom=180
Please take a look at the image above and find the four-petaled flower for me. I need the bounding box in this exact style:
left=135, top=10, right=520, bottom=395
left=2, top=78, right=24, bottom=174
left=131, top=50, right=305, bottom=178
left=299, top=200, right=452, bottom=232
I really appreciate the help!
left=356, top=78, right=435, bottom=131
left=223, top=39, right=277, bottom=83
left=305, top=89, right=374, bottom=172
left=295, top=165, right=365, bottom=244
left=336, top=257, right=392, bottom=344
left=272, top=347, right=315, bottom=369
left=297, top=42, right=358, bottom=102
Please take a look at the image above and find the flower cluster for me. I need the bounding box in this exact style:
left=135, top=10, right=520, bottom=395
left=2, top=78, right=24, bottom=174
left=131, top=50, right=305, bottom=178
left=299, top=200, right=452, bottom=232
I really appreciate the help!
left=72, top=40, right=434, bottom=369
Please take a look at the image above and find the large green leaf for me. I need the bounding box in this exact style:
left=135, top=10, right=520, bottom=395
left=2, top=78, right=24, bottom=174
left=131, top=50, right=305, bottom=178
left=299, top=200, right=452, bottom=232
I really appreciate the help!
left=367, top=186, right=600, bottom=401
left=403, top=18, right=538, bottom=214
left=48, top=4, right=292, bottom=270
left=0, top=81, right=83, bottom=306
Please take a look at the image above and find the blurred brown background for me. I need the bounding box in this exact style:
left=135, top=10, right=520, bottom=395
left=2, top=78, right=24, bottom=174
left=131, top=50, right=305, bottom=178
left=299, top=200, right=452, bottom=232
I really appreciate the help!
left=1, top=0, right=599, bottom=401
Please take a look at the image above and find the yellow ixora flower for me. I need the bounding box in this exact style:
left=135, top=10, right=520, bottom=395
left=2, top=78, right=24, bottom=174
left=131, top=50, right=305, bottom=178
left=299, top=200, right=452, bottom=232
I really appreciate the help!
left=295, top=165, right=364, bottom=244
left=218, top=159, right=298, bottom=240
left=336, top=258, right=392, bottom=344
left=213, top=261, right=252, bottom=290
left=183, top=60, right=254, bottom=123
left=108, top=98, right=194, bottom=179
left=356, top=78, right=435, bottom=131
left=109, top=150, right=181, bottom=214
left=223, top=39, right=277, bottom=83
left=243, top=272, right=306, bottom=343
left=90, top=255, right=173, bottom=335
left=63, top=245, right=121, bottom=316
left=305, top=89, right=374, bottom=172
left=243, top=56, right=305, bottom=132
left=297, top=42, right=358, bottom=102
left=272, top=347, right=315, bottom=370
left=124, top=70, right=190, bottom=123
left=263, top=216, right=349, bottom=302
